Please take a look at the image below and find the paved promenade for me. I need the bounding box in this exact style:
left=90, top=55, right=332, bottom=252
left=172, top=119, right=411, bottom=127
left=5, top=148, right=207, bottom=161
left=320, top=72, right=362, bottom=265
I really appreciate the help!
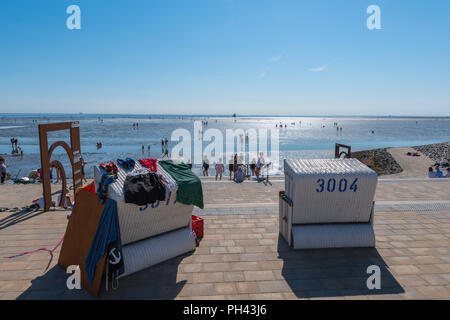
left=1, top=178, right=450, bottom=299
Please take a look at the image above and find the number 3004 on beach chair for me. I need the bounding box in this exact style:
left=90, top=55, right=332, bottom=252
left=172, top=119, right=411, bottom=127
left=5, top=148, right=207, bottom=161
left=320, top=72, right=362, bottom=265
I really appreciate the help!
left=279, top=159, right=377, bottom=249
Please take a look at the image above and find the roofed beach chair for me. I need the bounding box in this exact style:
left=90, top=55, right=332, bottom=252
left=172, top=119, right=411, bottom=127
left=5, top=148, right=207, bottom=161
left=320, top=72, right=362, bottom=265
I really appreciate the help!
left=279, top=159, right=377, bottom=249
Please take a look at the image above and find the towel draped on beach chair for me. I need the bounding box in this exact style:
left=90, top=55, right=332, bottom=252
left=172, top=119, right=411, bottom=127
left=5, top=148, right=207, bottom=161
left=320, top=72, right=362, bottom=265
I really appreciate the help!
left=158, top=160, right=204, bottom=209
left=85, top=199, right=124, bottom=285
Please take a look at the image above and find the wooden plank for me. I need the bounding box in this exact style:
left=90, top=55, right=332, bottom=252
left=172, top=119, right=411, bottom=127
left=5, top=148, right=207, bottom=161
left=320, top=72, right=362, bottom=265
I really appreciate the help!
left=58, top=189, right=106, bottom=297
left=39, top=122, right=73, bottom=132
left=70, top=126, right=82, bottom=195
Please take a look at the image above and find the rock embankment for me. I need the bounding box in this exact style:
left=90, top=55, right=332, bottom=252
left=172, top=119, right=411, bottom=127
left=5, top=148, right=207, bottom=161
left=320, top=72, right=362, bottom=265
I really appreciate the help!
left=352, top=148, right=403, bottom=176
left=414, top=141, right=450, bottom=165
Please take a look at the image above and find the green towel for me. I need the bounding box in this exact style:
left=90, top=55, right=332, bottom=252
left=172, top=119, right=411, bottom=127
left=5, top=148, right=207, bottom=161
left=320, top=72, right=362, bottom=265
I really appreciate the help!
left=159, top=160, right=204, bottom=209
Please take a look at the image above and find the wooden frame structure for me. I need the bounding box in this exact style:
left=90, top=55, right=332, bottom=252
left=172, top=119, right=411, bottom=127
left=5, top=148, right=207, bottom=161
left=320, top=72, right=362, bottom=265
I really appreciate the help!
left=38, top=121, right=83, bottom=211
left=335, top=143, right=352, bottom=159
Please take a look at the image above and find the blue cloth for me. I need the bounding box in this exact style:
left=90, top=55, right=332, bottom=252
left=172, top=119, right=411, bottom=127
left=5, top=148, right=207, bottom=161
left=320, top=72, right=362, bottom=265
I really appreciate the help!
left=235, top=170, right=244, bottom=183
left=85, top=199, right=124, bottom=285
left=96, top=173, right=117, bottom=204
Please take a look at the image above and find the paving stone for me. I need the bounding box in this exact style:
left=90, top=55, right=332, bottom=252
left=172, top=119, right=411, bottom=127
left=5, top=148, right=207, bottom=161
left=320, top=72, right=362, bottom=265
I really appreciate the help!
left=2, top=180, right=450, bottom=300
left=244, top=270, right=276, bottom=281
left=223, top=271, right=245, bottom=282
left=192, top=272, right=224, bottom=284
left=213, top=282, right=237, bottom=295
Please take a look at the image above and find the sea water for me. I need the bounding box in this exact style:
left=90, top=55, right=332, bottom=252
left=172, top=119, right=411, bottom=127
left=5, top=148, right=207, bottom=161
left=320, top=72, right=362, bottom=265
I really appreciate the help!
left=1, top=114, right=449, bottom=178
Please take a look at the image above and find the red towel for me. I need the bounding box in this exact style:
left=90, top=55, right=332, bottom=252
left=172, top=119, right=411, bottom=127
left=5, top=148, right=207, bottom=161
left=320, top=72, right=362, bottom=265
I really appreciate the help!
left=139, top=158, right=158, bottom=172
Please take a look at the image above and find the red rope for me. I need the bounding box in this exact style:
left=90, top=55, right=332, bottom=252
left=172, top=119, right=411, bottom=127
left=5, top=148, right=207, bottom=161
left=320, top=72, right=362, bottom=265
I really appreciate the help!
left=4, top=236, right=65, bottom=272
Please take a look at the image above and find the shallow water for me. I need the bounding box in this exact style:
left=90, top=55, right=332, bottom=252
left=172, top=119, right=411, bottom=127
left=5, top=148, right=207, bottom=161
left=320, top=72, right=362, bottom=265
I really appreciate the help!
left=1, top=114, right=449, bottom=178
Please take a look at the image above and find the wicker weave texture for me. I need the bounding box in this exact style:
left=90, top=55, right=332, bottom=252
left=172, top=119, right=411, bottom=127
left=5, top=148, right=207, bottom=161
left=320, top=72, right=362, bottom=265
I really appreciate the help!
left=118, top=227, right=196, bottom=279
left=284, top=159, right=377, bottom=224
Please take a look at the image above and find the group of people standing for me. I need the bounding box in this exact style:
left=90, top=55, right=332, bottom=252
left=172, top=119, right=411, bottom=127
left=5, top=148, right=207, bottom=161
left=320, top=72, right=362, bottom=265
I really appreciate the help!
left=201, top=152, right=266, bottom=183
left=333, top=122, right=343, bottom=133
left=10, top=137, right=23, bottom=159
left=139, top=138, right=169, bottom=157
left=142, top=144, right=151, bottom=154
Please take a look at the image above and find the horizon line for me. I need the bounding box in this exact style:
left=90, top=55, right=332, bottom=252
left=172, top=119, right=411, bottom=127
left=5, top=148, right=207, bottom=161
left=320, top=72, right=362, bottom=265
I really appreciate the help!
left=1, top=113, right=450, bottom=119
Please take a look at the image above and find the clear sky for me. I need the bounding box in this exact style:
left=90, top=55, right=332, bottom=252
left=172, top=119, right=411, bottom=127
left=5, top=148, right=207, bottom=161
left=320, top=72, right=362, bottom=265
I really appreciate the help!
left=0, top=0, right=449, bottom=116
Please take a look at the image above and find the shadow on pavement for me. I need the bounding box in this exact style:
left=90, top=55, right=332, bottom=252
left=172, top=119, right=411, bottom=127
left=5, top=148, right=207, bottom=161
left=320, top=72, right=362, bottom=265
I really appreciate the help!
left=17, top=252, right=193, bottom=300
left=277, top=235, right=404, bottom=298
left=0, top=208, right=45, bottom=231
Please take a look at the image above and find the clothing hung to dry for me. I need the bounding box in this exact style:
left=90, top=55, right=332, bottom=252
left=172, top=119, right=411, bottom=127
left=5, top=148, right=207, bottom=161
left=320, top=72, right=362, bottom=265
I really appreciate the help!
left=123, top=172, right=166, bottom=206
left=138, top=158, right=158, bottom=172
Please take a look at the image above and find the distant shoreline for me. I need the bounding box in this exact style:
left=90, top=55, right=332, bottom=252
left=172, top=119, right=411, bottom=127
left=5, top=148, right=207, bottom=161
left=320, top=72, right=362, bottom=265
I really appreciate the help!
left=1, top=113, right=450, bottom=120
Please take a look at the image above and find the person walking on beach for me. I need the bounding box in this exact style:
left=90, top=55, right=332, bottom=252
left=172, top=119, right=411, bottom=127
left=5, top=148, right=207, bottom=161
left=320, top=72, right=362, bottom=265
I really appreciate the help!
left=80, top=156, right=87, bottom=183
left=162, top=146, right=169, bottom=158
left=50, top=165, right=61, bottom=183
left=215, top=158, right=224, bottom=181
left=202, top=156, right=210, bottom=176
left=0, top=157, right=7, bottom=184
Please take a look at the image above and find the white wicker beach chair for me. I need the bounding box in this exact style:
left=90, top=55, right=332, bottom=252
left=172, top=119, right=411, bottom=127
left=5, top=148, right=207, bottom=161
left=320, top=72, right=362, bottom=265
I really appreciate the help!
left=279, top=159, right=377, bottom=249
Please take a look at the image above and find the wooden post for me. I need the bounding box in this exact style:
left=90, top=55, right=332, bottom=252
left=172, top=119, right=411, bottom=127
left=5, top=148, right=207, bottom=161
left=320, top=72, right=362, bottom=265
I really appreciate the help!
left=38, top=125, right=52, bottom=212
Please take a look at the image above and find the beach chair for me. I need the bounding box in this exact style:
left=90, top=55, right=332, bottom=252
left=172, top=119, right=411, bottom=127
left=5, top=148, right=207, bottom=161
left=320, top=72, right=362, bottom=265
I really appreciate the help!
left=58, top=161, right=196, bottom=296
left=279, top=159, right=377, bottom=249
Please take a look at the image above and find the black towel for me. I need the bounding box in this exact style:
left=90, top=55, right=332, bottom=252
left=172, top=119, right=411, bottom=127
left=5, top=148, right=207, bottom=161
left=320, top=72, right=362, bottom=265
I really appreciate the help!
left=123, top=172, right=166, bottom=206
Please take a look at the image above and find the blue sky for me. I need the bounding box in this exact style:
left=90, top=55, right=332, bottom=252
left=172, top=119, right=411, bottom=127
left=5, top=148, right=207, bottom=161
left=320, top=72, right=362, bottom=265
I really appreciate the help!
left=0, top=0, right=449, bottom=116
